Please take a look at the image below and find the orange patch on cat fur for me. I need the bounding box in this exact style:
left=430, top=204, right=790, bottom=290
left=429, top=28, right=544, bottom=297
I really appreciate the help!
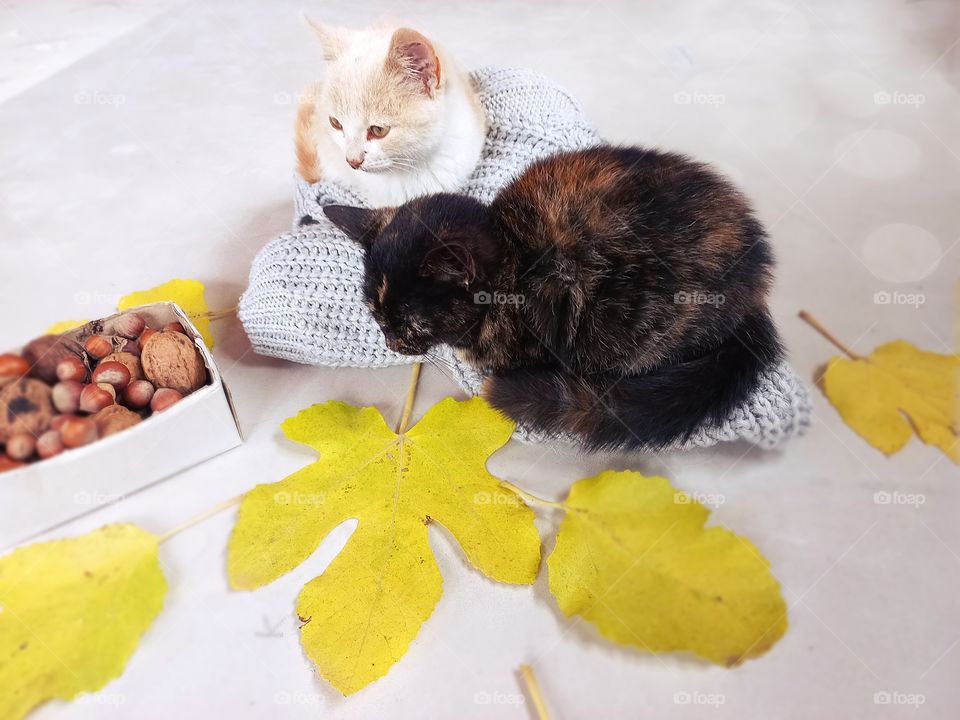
left=513, top=153, right=630, bottom=248
left=295, top=82, right=322, bottom=184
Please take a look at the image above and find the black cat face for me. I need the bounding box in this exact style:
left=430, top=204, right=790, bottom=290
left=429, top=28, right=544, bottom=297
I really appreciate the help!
left=323, top=195, right=501, bottom=355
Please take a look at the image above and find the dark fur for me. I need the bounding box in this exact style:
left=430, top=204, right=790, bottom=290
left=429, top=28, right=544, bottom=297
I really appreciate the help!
left=324, top=145, right=784, bottom=450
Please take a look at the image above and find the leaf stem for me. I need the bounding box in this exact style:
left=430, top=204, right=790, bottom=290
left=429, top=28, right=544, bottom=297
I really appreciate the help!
left=157, top=494, right=244, bottom=544
left=197, top=306, right=239, bottom=322
left=500, top=480, right=566, bottom=510
left=519, top=664, right=551, bottom=720
left=395, top=363, right=423, bottom=434
left=798, top=310, right=862, bottom=360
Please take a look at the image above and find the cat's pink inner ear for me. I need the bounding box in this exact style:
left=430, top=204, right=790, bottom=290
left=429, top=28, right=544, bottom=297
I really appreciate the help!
left=388, top=28, right=442, bottom=95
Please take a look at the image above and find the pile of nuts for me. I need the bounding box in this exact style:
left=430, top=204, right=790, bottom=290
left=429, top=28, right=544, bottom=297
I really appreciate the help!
left=0, top=312, right=208, bottom=472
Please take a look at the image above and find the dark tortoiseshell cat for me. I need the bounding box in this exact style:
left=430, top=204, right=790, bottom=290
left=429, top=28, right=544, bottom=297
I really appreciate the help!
left=324, top=145, right=783, bottom=449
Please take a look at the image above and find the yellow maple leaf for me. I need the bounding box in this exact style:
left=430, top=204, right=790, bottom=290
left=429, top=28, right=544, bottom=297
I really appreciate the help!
left=547, top=470, right=788, bottom=666
left=0, top=524, right=168, bottom=720
left=118, top=278, right=213, bottom=348
left=44, top=279, right=213, bottom=347
left=44, top=319, right=89, bottom=335
left=823, top=341, right=959, bottom=463
left=227, top=397, right=541, bottom=695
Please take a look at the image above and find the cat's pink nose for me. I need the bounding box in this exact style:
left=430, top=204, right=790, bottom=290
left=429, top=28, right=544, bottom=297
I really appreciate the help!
left=347, top=155, right=364, bottom=169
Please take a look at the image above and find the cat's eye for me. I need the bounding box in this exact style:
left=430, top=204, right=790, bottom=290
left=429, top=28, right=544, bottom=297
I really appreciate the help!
left=367, top=125, right=390, bottom=140
left=329, top=116, right=342, bottom=131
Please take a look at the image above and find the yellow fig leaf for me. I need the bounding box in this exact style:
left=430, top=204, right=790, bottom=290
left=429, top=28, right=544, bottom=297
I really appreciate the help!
left=118, top=278, right=213, bottom=348
left=44, top=319, right=88, bottom=335
left=823, top=340, right=959, bottom=463
left=0, top=524, right=168, bottom=720
left=227, top=397, right=540, bottom=695
left=548, top=471, right=788, bottom=666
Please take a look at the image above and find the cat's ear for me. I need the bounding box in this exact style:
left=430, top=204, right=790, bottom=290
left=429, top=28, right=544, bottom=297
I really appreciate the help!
left=386, top=28, right=442, bottom=96
left=323, top=205, right=392, bottom=250
left=305, top=17, right=345, bottom=62
left=420, top=242, right=477, bottom=287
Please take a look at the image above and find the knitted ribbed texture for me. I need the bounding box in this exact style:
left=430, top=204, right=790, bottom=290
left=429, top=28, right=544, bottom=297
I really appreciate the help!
left=240, top=67, right=812, bottom=450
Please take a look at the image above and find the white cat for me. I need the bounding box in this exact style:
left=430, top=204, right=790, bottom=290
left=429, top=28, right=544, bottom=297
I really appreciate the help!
left=294, top=21, right=486, bottom=206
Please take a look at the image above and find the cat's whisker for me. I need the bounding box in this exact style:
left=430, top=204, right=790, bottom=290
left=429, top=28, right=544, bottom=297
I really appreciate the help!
left=420, top=353, right=460, bottom=387
left=423, top=349, right=455, bottom=370
left=386, top=159, right=422, bottom=172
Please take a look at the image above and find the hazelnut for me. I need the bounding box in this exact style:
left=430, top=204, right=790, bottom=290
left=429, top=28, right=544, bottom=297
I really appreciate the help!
left=120, top=339, right=141, bottom=356
left=51, top=415, right=71, bottom=431
left=0, top=353, right=30, bottom=386
left=0, top=378, right=54, bottom=442
left=0, top=457, right=25, bottom=473
left=22, top=335, right=85, bottom=384
left=91, top=361, right=131, bottom=390
left=79, top=384, right=114, bottom=414
left=97, top=383, right=117, bottom=401
left=84, top=335, right=113, bottom=360
left=60, top=417, right=98, bottom=448
left=111, top=313, right=146, bottom=340
left=164, top=321, right=186, bottom=334
left=139, top=328, right=158, bottom=346
left=141, top=331, right=206, bottom=394
left=6, top=432, right=36, bottom=461
left=36, top=430, right=65, bottom=459
left=123, top=379, right=155, bottom=409
left=52, top=380, right=83, bottom=414
left=99, top=352, right=143, bottom=381
left=92, top=404, right=141, bottom=437
left=56, top=355, right=88, bottom=382
left=151, top=388, right=183, bottom=412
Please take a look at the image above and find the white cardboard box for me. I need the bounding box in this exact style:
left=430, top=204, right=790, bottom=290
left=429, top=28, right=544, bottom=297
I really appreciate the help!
left=0, top=302, right=243, bottom=549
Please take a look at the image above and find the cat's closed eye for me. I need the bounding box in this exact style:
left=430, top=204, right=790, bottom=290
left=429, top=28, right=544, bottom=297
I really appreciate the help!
left=367, top=125, right=390, bottom=140
left=329, top=116, right=342, bottom=130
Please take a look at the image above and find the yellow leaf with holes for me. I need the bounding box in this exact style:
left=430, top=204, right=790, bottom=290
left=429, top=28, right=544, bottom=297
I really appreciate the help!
left=823, top=341, right=959, bottom=462
left=0, top=524, right=167, bottom=720
left=118, top=279, right=212, bottom=348
left=45, top=319, right=88, bottom=335
left=548, top=471, right=787, bottom=666
left=227, top=397, right=540, bottom=695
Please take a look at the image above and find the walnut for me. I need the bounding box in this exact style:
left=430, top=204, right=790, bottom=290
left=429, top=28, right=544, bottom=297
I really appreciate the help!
left=140, top=330, right=207, bottom=395
left=21, top=335, right=85, bottom=384
left=0, top=378, right=54, bottom=442
left=92, top=405, right=142, bottom=438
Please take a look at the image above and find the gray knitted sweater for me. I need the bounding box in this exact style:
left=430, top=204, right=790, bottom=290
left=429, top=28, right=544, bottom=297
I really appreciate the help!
left=240, top=67, right=811, bottom=450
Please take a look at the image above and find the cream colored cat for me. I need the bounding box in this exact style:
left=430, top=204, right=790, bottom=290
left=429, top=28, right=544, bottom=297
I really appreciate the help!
left=294, top=21, right=486, bottom=206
